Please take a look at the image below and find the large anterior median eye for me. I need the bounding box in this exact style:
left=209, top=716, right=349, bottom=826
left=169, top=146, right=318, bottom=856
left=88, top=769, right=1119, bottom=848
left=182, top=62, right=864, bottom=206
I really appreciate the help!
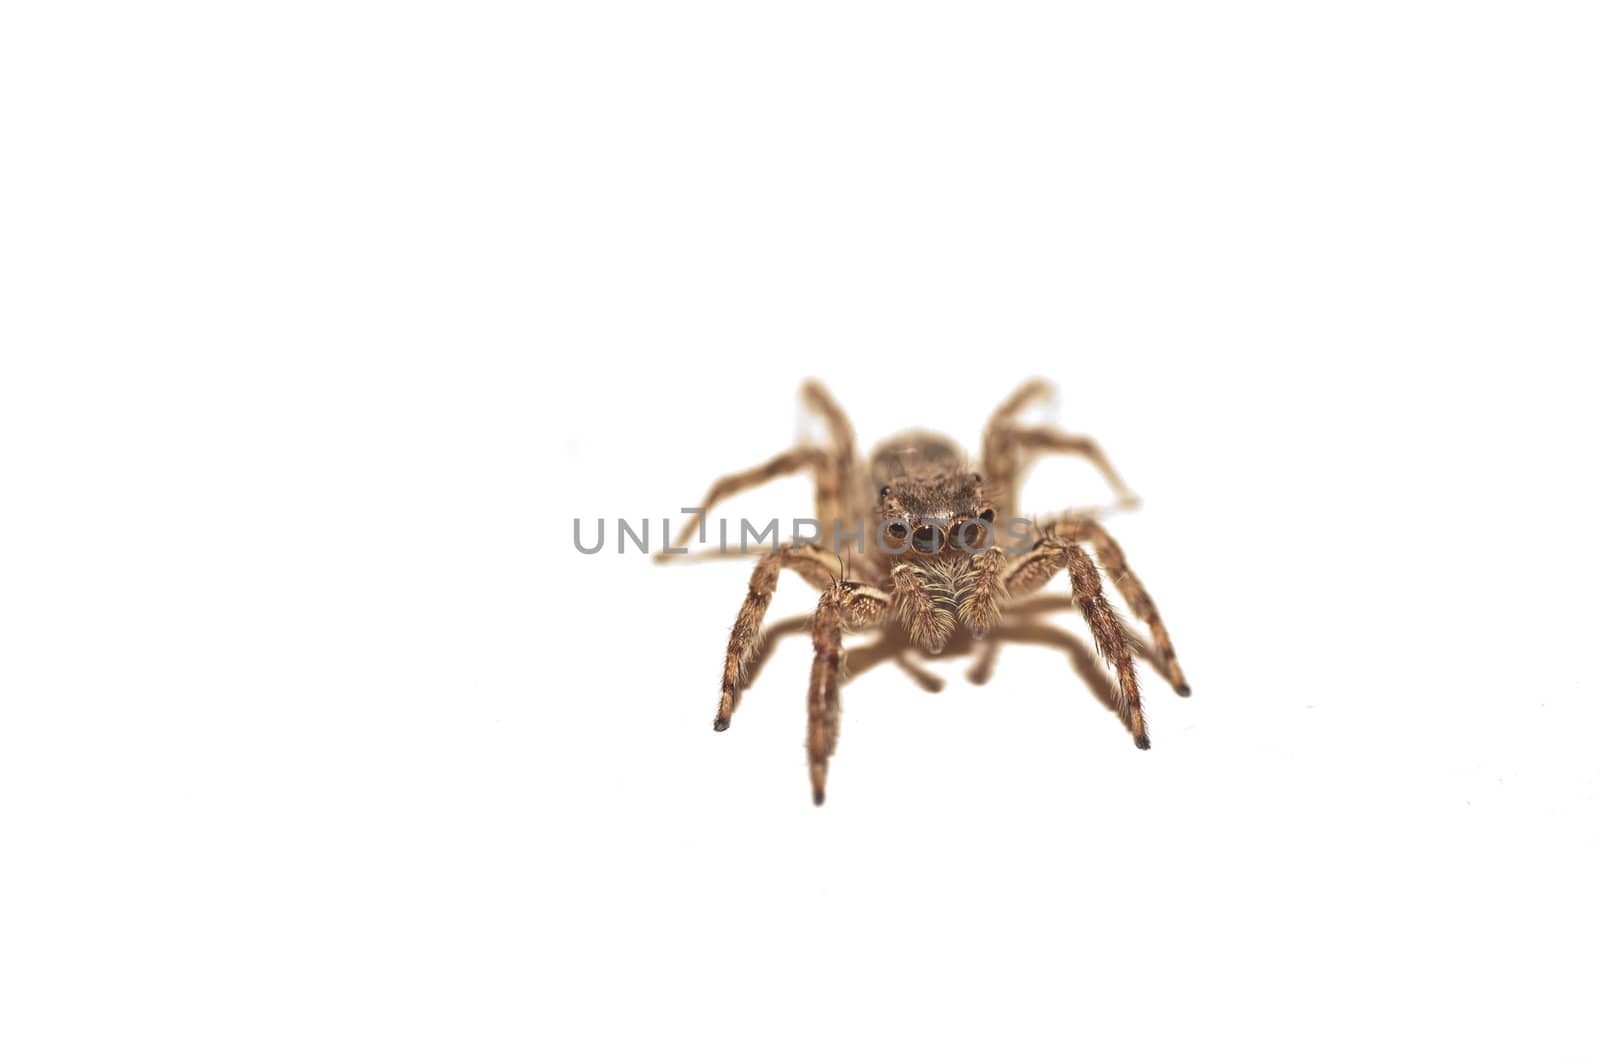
left=912, top=525, right=944, bottom=553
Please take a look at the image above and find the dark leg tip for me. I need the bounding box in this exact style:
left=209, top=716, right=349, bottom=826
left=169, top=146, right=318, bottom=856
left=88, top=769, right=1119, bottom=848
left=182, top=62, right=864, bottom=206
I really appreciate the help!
left=1175, top=683, right=1192, bottom=697
left=812, top=790, right=826, bottom=806
left=712, top=717, right=729, bottom=732
left=1135, top=734, right=1151, bottom=750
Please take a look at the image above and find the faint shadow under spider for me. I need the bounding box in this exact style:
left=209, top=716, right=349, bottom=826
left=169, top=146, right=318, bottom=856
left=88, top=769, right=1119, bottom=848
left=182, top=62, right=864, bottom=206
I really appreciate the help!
left=732, top=596, right=1163, bottom=725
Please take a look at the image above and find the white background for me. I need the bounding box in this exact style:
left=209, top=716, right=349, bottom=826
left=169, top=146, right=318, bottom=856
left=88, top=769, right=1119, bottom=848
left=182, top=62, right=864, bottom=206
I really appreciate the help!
left=3, top=3, right=1597, bottom=1060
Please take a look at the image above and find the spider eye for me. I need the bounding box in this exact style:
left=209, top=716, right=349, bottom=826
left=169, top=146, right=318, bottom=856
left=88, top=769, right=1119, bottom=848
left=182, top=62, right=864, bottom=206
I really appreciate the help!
left=886, top=522, right=909, bottom=540
left=959, top=521, right=987, bottom=550
left=880, top=485, right=892, bottom=498
left=911, top=525, right=944, bottom=554
left=972, top=473, right=982, bottom=483
left=979, top=508, right=996, bottom=524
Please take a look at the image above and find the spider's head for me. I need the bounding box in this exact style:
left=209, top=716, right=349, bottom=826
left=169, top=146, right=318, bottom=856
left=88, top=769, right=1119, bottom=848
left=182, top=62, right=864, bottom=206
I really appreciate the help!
left=876, top=471, right=996, bottom=556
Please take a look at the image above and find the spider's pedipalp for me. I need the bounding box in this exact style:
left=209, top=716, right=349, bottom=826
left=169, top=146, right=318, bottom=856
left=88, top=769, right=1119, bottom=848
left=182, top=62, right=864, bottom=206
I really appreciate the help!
left=891, top=562, right=957, bottom=654
left=955, top=546, right=1008, bottom=639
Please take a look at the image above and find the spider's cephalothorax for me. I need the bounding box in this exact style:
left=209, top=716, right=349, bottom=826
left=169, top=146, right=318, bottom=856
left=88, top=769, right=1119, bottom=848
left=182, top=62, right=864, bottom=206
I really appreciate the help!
left=870, top=434, right=1005, bottom=653
left=658, top=380, right=1190, bottom=805
left=873, top=434, right=996, bottom=555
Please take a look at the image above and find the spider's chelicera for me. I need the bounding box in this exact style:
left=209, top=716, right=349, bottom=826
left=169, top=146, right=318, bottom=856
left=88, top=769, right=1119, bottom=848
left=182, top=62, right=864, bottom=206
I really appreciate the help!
left=657, top=379, right=1191, bottom=805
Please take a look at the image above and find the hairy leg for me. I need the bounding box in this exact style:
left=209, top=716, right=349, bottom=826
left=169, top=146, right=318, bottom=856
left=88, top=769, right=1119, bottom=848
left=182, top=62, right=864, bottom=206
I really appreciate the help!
left=735, top=615, right=935, bottom=716
left=987, top=621, right=1124, bottom=718
left=978, top=378, right=1140, bottom=514
left=892, top=655, right=946, bottom=693
left=997, top=591, right=1162, bottom=663
left=800, top=379, right=859, bottom=530
left=658, top=381, right=861, bottom=559
left=966, top=639, right=1001, bottom=685
left=980, top=378, right=1054, bottom=514
left=656, top=446, right=834, bottom=559
left=1036, top=517, right=1189, bottom=695
left=960, top=605, right=1152, bottom=688
left=808, top=581, right=890, bottom=805
left=714, top=545, right=845, bottom=731
left=723, top=614, right=810, bottom=718
left=827, top=624, right=944, bottom=692
left=1005, top=536, right=1148, bottom=749
left=1009, top=592, right=1077, bottom=616
left=994, top=425, right=1140, bottom=511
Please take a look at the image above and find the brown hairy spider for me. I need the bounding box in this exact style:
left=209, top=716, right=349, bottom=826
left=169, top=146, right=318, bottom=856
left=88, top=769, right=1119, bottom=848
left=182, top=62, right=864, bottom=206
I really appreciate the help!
left=656, top=379, right=1190, bottom=804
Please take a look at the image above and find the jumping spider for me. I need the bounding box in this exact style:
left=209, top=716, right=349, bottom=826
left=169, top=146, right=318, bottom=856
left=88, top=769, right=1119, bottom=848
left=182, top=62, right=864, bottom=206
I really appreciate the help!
left=657, top=379, right=1190, bottom=804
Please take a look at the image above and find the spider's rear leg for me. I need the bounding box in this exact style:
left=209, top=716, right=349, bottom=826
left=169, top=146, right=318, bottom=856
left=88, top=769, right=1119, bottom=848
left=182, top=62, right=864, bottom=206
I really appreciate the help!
left=799, top=378, right=859, bottom=527
left=963, top=606, right=1160, bottom=689
left=724, top=614, right=810, bottom=718
left=987, top=622, right=1126, bottom=717
left=966, top=640, right=1001, bottom=685
left=980, top=378, right=1054, bottom=515
left=979, top=379, right=1140, bottom=515
left=741, top=617, right=938, bottom=702
left=808, top=581, right=889, bottom=805
left=892, top=655, right=945, bottom=693
left=655, top=446, right=834, bottom=560
left=658, top=380, right=861, bottom=561
left=995, top=425, right=1140, bottom=512
left=715, top=545, right=842, bottom=731
left=1040, top=516, right=1190, bottom=696
left=1005, top=537, right=1149, bottom=749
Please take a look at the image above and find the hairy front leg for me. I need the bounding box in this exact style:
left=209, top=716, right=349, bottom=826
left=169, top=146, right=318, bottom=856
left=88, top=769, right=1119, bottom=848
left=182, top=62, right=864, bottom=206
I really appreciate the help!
left=734, top=615, right=933, bottom=720
left=1006, top=536, right=1148, bottom=749
left=720, top=614, right=810, bottom=720
left=715, top=545, right=844, bottom=731
left=1040, top=516, right=1190, bottom=696
left=808, top=581, right=889, bottom=805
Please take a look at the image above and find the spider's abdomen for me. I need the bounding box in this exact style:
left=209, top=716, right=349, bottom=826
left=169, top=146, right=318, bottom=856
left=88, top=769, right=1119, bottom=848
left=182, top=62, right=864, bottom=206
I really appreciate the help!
left=868, top=430, right=966, bottom=488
